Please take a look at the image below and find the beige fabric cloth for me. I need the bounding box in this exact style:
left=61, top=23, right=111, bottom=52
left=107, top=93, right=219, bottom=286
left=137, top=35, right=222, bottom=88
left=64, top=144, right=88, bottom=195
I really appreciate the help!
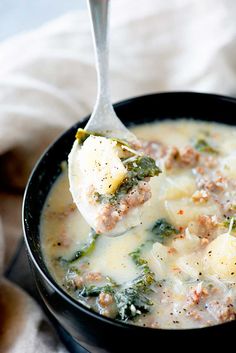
left=1, top=0, right=236, bottom=351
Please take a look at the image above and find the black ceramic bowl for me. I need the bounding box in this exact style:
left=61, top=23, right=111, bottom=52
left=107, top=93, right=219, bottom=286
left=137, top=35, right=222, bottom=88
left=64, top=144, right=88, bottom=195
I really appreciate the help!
left=23, top=92, right=236, bottom=352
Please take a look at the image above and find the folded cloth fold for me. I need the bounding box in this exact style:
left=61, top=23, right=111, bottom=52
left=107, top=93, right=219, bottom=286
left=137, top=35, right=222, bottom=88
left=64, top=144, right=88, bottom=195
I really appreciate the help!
left=1, top=0, right=236, bottom=351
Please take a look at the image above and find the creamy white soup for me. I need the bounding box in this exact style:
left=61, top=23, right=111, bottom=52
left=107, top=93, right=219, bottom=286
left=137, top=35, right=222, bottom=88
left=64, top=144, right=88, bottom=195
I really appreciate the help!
left=41, top=119, right=236, bottom=329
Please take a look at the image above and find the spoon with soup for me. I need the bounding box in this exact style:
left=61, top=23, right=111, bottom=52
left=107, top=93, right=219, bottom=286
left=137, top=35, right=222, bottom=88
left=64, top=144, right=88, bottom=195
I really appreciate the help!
left=68, top=0, right=161, bottom=236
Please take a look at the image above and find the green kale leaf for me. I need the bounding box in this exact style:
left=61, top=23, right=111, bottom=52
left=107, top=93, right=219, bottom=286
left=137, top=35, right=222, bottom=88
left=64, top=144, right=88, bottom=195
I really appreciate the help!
left=194, top=138, right=218, bottom=154
left=96, top=156, right=161, bottom=205
left=65, top=230, right=100, bottom=264
left=151, top=218, right=179, bottom=243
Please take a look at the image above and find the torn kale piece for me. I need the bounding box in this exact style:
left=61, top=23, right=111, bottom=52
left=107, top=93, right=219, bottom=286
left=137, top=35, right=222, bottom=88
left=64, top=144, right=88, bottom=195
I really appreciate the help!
left=62, top=230, right=100, bottom=264
left=63, top=248, right=155, bottom=321
left=114, top=270, right=155, bottom=321
left=75, top=128, right=131, bottom=148
left=112, top=243, right=156, bottom=321
left=77, top=283, right=116, bottom=297
left=114, top=285, right=153, bottom=321
left=125, top=155, right=161, bottom=179
left=194, top=138, right=218, bottom=154
left=151, top=218, right=179, bottom=243
left=95, top=155, right=161, bottom=205
left=130, top=246, right=149, bottom=268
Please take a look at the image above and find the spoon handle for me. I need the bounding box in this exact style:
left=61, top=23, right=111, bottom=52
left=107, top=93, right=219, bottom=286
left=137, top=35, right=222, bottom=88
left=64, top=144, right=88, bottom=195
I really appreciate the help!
left=86, top=0, right=114, bottom=132
left=87, top=0, right=110, bottom=101
left=86, top=0, right=140, bottom=146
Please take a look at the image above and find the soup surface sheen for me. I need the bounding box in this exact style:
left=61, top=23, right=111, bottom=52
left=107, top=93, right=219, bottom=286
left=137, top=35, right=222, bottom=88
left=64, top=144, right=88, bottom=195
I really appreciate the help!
left=41, top=119, right=236, bottom=329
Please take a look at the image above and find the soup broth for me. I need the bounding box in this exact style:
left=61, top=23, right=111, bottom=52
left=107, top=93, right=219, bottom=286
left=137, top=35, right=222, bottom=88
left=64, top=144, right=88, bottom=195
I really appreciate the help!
left=41, top=119, right=236, bottom=329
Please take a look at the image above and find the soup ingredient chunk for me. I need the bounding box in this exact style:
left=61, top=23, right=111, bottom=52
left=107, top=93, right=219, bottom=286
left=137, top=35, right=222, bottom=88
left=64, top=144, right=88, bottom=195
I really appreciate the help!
left=69, top=129, right=161, bottom=236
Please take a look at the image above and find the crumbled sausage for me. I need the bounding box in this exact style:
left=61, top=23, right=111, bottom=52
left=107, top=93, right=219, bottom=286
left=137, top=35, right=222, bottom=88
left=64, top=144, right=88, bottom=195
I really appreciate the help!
left=188, top=215, right=218, bottom=239
left=197, top=215, right=218, bottom=238
left=188, top=284, right=208, bottom=305
left=164, top=146, right=200, bottom=170
left=180, top=146, right=200, bottom=167
left=197, top=174, right=227, bottom=193
left=96, top=181, right=151, bottom=233
left=207, top=298, right=236, bottom=322
left=204, top=176, right=226, bottom=192
left=85, top=272, right=102, bottom=282
left=203, top=156, right=217, bottom=169
left=98, top=292, right=114, bottom=307
left=200, top=237, right=209, bottom=246
left=164, top=147, right=180, bottom=170
left=74, top=275, right=84, bottom=288
left=141, top=140, right=167, bottom=160
left=192, top=190, right=209, bottom=203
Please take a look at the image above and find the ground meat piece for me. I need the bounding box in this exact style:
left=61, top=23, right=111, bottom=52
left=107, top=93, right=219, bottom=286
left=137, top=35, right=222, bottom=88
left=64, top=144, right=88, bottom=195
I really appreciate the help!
left=206, top=298, right=236, bottom=322
left=188, top=284, right=208, bottom=305
left=188, top=215, right=218, bottom=239
left=200, top=237, right=209, bottom=246
left=167, top=247, right=177, bottom=254
left=180, top=146, right=200, bottom=167
left=73, top=275, right=84, bottom=289
left=202, top=155, right=217, bottom=169
left=164, top=146, right=200, bottom=170
left=96, top=181, right=151, bottom=233
left=85, top=272, right=102, bottom=282
left=197, top=174, right=227, bottom=193
left=141, top=140, right=167, bottom=160
left=205, top=176, right=226, bottom=192
left=192, top=190, right=209, bottom=203
left=124, top=181, right=151, bottom=206
left=98, top=292, right=114, bottom=307
left=164, top=146, right=179, bottom=170
left=195, top=166, right=205, bottom=174
left=199, top=215, right=217, bottom=229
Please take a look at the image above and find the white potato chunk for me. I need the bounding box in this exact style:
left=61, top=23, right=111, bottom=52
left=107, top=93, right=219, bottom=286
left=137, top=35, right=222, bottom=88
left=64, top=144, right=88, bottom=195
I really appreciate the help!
left=165, top=198, right=219, bottom=227
left=203, top=233, right=236, bottom=281
left=78, top=136, right=127, bottom=195
left=176, top=253, right=202, bottom=280
left=149, top=242, right=170, bottom=279
left=221, top=153, right=236, bottom=179
left=171, top=228, right=200, bottom=255
left=159, top=173, right=196, bottom=200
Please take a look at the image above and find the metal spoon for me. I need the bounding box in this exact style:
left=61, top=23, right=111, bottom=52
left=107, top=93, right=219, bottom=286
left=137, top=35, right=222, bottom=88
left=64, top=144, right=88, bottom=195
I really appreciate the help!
left=68, top=0, right=142, bottom=237
left=86, top=0, right=139, bottom=146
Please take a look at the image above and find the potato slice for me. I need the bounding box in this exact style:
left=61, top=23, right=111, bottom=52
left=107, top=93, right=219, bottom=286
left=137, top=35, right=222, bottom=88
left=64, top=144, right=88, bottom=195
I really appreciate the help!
left=176, top=253, right=202, bottom=280
left=203, top=233, right=236, bottom=280
left=79, top=136, right=127, bottom=195
left=221, top=153, right=236, bottom=179
left=159, top=173, right=196, bottom=200
left=148, top=242, right=170, bottom=279
left=171, top=228, right=200, bottom=255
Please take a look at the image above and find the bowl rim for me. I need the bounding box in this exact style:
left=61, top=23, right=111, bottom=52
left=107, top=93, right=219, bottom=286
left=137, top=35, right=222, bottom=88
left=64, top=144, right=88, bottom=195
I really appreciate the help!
left=22, top=91, right=236, bottom=333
